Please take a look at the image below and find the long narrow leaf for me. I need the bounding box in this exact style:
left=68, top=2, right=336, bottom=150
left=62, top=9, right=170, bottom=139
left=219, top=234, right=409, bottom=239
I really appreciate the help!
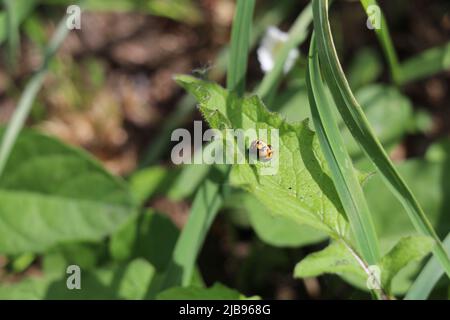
left=3, top=0, right=20, bottom=68
left=306, top=37, right=380, bottom=266
left=256, top=3, right=312, bottom=103
left=359, top=0, right=400, bottom=83
left=226, top=0, right=255, bottom=95
left=405, top=233, right=450, bottom=300
left=312, top=0, right=450, bottom=277
left=399, top=42, right=450, bottom=85
left=0, top=14, right=71, bottom=178
left=158, top=177, right=224, bottom=290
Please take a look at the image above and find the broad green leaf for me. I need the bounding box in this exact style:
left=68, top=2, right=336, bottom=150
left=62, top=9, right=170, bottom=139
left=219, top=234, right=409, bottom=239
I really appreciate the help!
left=47, top=241, right=108, bottom=270
left=157, top=282, right=256, bottom=300
left=129, top=166, right=176, bottom=204
left=0, top=259, right=155, bottom=300
left=110, top=210, right=179, bottom=271
left=175, top=75, right=350, bottom=243
left=379, top=236, right=434, bottom=293
left=342, top=84, right=413, bottom=158
left=399, top=42, right=450, bottom=84
left=294, top=241, right=366, bottom=283
left=365, top=159, right=450, bottom=243
left=294, top=236, right=434, bottom=296
left=0, top=129, right=136, bottom=254
left=225, top=191, right=327, bottom=247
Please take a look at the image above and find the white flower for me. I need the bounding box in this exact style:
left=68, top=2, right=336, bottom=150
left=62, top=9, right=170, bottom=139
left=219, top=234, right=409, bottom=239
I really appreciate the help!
left=257, top=26, right=300, bottom=74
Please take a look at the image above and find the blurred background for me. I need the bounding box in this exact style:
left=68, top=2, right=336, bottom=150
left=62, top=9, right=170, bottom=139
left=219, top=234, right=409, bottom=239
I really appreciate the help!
left=0, top=0, right=449, bottom=299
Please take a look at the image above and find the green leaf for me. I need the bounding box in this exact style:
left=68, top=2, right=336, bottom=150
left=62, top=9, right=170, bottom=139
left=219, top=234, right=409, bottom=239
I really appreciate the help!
left=48, top=241, right=108, bottom=270
left=159, top=175, right=225, bottom=290
left=0, top=259, right=155, bottom=299
left=294, top=236, right=434, bottom=296
left=157, top=282, right=255, bottom=300
left=10, top=253, right=35, bottom=273
left=0, top=13, right=70, bottom=177
left=379, top=236, right=434, bottom=293
left=0, top=0, right=36, bottom=45
left=359, top=0, right=400, bottom=83
left=109, top=210, right=179, bottom=271
left=399, top=42, right=450, bottom=85
left=365, top=158, right=450, bottom=243
left=405, top=233, right=450, bottom=300
left=363, top=156, right=450, bottom=294
left=226, top=0, right=255, bottom=96
left=0, top=129, right=136, bottom=254
left=294, top=241, right=365, bottom=281
left=343, top=84, right=413, bottom=158
left=307, top=37, right=380, bottom=265
left=175, top=75, right=350, bottom=243
left=313, top=0, right=450, bottom=278
left=275, top=82, right=414, bottom=159
left=41, top=0, right=203, bottom=24
left=129, top=166, right=175, bottom=204
left=347, top=47, right=382, bottom=90
left=227, top=191, right=327, bottom=247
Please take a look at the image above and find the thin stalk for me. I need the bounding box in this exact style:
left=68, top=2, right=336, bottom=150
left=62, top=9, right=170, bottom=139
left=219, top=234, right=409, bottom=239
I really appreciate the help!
left=359, top=0, right=401, bottom=83
left=256, top=2, right=313, bottom=104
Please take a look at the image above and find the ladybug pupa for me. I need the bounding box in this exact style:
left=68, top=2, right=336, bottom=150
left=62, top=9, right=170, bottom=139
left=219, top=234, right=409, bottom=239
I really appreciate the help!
left=250, top=140, right=273, bottom=162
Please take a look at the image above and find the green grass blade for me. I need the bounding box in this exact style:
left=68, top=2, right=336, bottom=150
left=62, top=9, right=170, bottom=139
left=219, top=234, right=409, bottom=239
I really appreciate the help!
left=256, top=3, right=313, bottom=103
left=139, top=94, right=196, bottom=167
left=313, top=0, right=450, bottom=278
left=359, top=0, right=400, bottom=83
left=306, top=37, right=380, bottom=266
left=0, top=15, right=71, bottom=178
left=226, top=0, right=255, bottom=95
left=0, top=1, right=34, bottom=45
left=399, top=42, right=450, bottom=85
left=159, top=177, right=224, bottom=290
left=3, top=0, right=19, bottom=69
left=405, top=233, right=450, bottom=300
